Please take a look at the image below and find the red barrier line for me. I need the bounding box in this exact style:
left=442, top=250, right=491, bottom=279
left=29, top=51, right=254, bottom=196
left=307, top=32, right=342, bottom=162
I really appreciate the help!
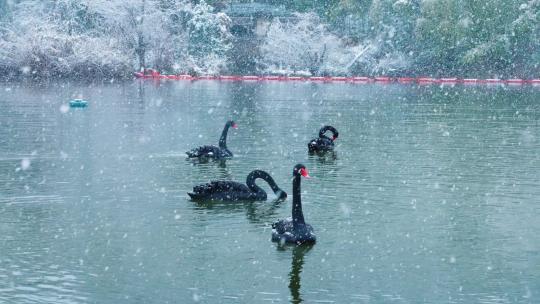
left=417, top=77, right=436, bottom=83
left=262, top=76, right=281, bottom=81
left=506, top=79, right=525, bottom=84
left=219, top=75, right=239, bottom=80
left=352, top=77, right=370, bottom=82
left=293, top=76, right=306, bottom=81
left=331, top=77, right=348, bottom=82
left=135, top=73, right=540, bottom=85
left=177, top=74, right=193, bottom=80
left=197, top=75, right=216, bottom=80
left=397, top=77, right=414, bottom=83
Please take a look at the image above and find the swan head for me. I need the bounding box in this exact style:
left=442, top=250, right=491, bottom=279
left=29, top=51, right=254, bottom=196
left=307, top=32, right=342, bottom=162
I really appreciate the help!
left=328, top=127, right=338, bottom=141
left=227, top=120, right=238, bottom=129
left=319, top=125, right=338, bottom=141
left=275, top=189, right=287, bottom=201
left=293, top=164, right=310, bottom=178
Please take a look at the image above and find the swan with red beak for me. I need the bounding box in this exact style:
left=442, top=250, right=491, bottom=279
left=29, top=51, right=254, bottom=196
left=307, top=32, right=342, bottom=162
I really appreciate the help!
left=308, top=125, right=339, bottom=153
left=272, top=164, right=316, bottom=245
left=186, top=120, right=237, bottom=160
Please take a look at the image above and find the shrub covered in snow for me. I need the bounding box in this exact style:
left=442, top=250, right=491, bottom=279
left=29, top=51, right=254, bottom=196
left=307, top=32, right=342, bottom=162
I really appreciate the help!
left=258, top=12, right=410, bottom=76
left=0, top=0, right=232, bottom=78
left=258, top=13, right=359, bottom=76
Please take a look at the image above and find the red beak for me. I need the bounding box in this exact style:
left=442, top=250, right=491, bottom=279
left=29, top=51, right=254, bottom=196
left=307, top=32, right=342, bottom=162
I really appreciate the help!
left=232, top=123, right=238, bottom=129
left=300, top=168, right=310, bottom=178
left=332, top=135, right=337, bottom=141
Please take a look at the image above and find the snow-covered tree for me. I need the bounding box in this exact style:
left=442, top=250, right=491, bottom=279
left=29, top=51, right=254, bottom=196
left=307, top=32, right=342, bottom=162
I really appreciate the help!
left=184, top=1, right=231, bottom=74
left=258, top=12, right=363, bottom=76
left=0, top=0, right=232, bottom=78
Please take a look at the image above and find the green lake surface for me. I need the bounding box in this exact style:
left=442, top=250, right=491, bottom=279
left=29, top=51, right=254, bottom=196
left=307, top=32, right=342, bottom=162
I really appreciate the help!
left=1, top=81, right=539, bottom=303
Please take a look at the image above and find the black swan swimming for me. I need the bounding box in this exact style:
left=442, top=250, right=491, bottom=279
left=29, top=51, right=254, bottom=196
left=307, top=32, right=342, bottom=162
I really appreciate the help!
left=186, top=120, right=237, bottom=159
left=272, top=164, right=316, bottom=244
left=188, top=170, right=287, bottom=201
left=307, top=125, right=339, bottom=153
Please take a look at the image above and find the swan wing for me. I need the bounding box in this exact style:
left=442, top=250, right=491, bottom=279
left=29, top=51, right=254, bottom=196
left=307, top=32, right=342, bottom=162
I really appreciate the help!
left=192, top=181, right=249, bottom=195
left=271, top=218, right=293, bottom=234
left=308, top=137, right=334, bottom=151
left=186, top=145, right=221, bottom=158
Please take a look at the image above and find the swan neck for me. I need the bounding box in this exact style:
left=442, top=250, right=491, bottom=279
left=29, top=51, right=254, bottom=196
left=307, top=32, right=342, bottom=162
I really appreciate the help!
left=219, top=124, right=230, bottom=149
left=319, top=126, right=337, bottom=140
left=292, top=175, right=305, bottom=226
left=247, top=170, right=281, bottom=196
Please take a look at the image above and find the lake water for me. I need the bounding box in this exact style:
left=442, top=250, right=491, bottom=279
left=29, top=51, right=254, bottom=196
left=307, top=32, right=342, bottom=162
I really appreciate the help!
left=1, top=80, right=539, bottom=303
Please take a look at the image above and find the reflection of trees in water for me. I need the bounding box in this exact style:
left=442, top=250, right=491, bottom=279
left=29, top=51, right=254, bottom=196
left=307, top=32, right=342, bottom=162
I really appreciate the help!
left=283, top=244, right=313, bottom=304
left=227, top=83, right=272, bottom=156
left=229, top=82, right=261, bottom=116
left=137, top=81, right=145, bottom=104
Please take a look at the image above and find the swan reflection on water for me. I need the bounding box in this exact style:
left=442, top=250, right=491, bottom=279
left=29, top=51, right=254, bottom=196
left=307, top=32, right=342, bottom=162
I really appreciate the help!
left=190, top=198, right=285, bottom=224
left=308, top=150, right=337, bottom=164
left=277, top=244, right=313, bottom=304
left=187, top=157, right=229, bottom=168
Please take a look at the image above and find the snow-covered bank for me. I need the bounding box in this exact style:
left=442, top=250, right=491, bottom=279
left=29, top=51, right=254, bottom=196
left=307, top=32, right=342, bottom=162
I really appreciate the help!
left=0, top=0, right=231, bottom=79
left=0, top=0, right=538, bottom=80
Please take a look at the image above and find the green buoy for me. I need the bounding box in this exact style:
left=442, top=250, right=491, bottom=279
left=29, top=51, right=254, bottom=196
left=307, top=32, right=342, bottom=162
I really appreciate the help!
left=69, top=99, right=88, bottom=107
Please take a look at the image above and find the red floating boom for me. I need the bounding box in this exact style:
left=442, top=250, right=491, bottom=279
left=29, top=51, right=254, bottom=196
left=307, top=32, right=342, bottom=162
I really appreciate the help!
left=309, top=76, right=325, bottom=81
left=242, top=76, right=259, bottom=81
left=134, top=71, right=540, bottom=86
left=506, top=79, right=525, bottom=84
left=288, top=76, right=304, bottom=81
left=417, top=77, right=436, bottom=83
left=262, top=76, right=281, bottom=81
left=397, top=77, right=414, bottom=83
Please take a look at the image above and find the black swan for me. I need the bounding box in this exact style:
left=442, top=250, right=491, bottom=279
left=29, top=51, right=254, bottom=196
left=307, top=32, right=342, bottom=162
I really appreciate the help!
left=186, top=120, right=237, bottom=159
left=188, top=170, right=287, bottom=201
left=307, top=125, right=339, bottom=153
left=272, top=164, right=316, bottom=244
